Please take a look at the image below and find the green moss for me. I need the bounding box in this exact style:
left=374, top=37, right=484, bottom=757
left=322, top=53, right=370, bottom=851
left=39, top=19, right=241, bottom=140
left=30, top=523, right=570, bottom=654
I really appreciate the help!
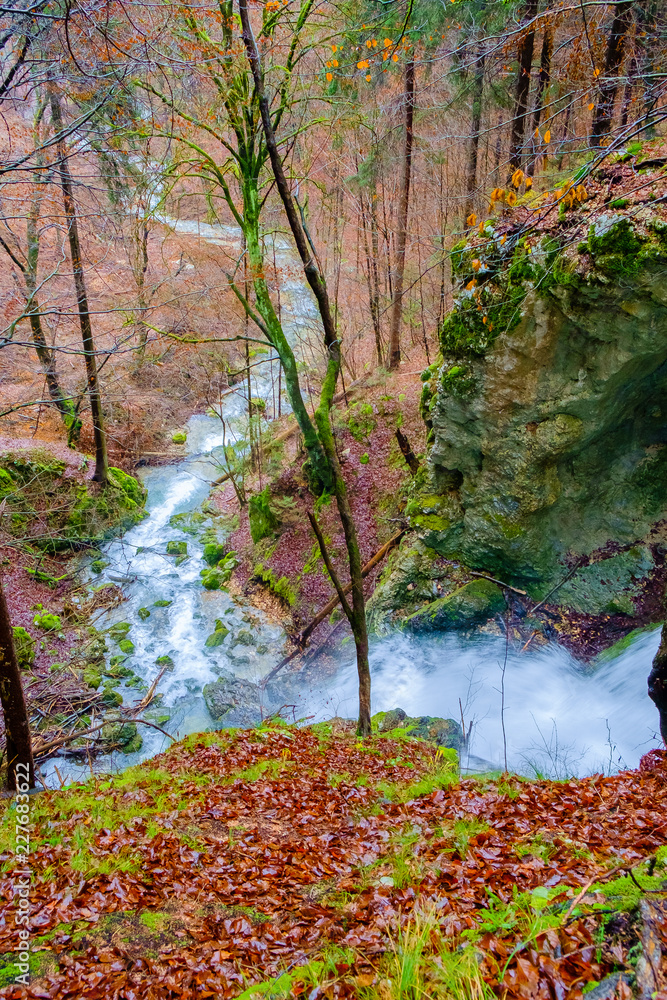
left=166, top=540, right=187, bottom=556
left=202, top=542, right=227, bottom=566
left=171, top=431, right=187, bottom=444
left=440, top=362, right=477, bottom=399
left=118, top=638, right=135, bottom=654
left=33, top=612, right=61, bottom=631
left=253, top=563, right=296, bottom=606
left=404, top=579, right=506, bottom=633
left=156, top=655, right=174, bottom=668
left=108, top=621, right=131, bottom=640
left=248, top=487, right=279, bottom=544
left=12, top=626, right=35, bottom=668
left=153, top=600, right=172, bottom=607
left=346, top=402, right=377, bottom=442
left=91, top=559, right=108, bottom=574
left=83, top=666, right=102, bottom=690
left=138, top=607, right=150, bottom=620
left=586, top=214, right=645, bottom=278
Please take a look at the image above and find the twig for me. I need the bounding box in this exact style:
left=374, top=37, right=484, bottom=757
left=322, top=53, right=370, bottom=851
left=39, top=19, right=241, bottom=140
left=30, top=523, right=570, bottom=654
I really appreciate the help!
left=529, top=559, right=585, bottom=614
left=470, top=571, right=527, bottom=596
left=129, top=667, right=166, bottom=713
left=519, top=631, right=538, bottom=654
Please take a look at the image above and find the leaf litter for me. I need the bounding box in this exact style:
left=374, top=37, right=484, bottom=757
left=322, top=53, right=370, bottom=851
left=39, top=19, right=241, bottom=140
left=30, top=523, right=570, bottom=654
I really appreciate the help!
left=0, top=725, right=666, bottom=998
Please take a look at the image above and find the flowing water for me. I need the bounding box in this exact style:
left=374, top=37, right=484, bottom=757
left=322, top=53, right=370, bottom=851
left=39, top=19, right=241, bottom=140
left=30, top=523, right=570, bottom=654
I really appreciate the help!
left=40, top=219, right=663, bottom=784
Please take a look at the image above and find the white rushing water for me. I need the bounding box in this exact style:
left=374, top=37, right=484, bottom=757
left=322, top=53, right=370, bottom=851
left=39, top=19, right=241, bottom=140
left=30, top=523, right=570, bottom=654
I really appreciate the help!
left=40, top=216, right=664, bottom=784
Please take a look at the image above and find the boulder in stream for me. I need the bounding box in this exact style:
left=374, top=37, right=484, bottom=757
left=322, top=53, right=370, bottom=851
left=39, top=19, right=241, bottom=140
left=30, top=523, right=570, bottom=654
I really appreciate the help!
left=203, top=670, right=273, bottom=726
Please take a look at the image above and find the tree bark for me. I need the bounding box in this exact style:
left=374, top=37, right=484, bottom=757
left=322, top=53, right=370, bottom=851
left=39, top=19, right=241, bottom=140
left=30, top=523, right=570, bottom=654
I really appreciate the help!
left=0, top=580, right=35, bottom=790
left=527, top=25, right=553, bottom=176
left=508, top=0, right=538, bottom=176
left=238, top=0, right=371, bottom=735
left=50, top=90, right=109, bottom=485
left=590, top=1, right=634, bottom=146
left=388, top=57, right=415, bottom=371
left=463, top=51, right=485, bottom=221
left=648, top=624, right=667, bottom=746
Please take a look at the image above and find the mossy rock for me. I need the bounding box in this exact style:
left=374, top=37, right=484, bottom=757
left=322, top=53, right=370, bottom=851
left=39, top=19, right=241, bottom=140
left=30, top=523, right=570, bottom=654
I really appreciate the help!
left=12, top=627, right=35, bottom=669
left=118, top=638, right=135, bottom=655
left=153, top=599, right=172, bottom=608
left=83, top=666, right=102, bottom=690
left=233, top=628, right=255, bottom=647
left=205, top=626, right=229, bottom=648
left=403, top=579, right=505, bottom=633
left=172, top=431, right=187, bottom=444
left=100, top=685, right=123, bottom=707
left=108, top=622, right=132, bottom=641
left=166, top=540, right=187, bottom=556
left=91, top=559, right=109, bottom=574
left=138, top=607, right=150, bottom=621
left=156, top=655, right=174, bottom=669
left=100, top=715, right=142, bottom=753
left=202, top=542, right=227, bottom=567
left=556, top=547, right=654, bottom=615
left=248, top=488, right=279, bottom=544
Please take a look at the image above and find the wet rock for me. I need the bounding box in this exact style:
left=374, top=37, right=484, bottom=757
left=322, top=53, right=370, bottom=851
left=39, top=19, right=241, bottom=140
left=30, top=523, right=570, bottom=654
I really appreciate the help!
left=100, top=712, right=143, bottom=754
left=374, top=709, right=465, bottom=752
left=203, top=670, right=273, bottom=726
left=403, top=579, right=505, bottom=632
left=233, top=628, right=256, bottom=647
left=582, top=973, right=632, bottom=1000
left=166, top=540, right=187, bottom=556
left=377, top=708, right=407, bottom=732
left=205, top=623, right=230, bottom=647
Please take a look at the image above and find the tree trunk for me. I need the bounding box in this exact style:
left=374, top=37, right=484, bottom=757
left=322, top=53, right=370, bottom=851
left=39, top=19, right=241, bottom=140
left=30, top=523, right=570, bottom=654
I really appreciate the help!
left=590, top=1, right=634, bottom=146
left=648, top=624, right=667, bottom=746
left=50, top=90, right=109, bottom=485
left=463, top=51, right=485, bottom=222
left=0, top=580, right=35, bottom=790
left=360, top=189, right=383, bottom=367
left=388, top=57, right=415, bottom=371
left=25, top=178, right=81, bottom=442
left=637, top=0, right=658, bottom=138
left=508, top=0, right=538, bottom=176
left=238, top=0, right=371, bottom=735
left=527, top=25, right=553, bottom=176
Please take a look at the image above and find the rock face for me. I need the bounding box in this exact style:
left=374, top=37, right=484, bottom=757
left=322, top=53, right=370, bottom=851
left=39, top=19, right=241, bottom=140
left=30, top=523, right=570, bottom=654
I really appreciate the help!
left=413, top=213, right=667, bottom=604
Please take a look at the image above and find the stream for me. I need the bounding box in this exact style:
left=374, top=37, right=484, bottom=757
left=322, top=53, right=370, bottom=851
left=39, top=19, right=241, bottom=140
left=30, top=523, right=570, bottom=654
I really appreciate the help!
left=40, top=218, right=664, bottom=785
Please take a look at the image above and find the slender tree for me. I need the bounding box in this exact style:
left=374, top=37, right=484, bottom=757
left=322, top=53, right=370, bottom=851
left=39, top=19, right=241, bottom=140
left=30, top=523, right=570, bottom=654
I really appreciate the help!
left=463, top=49, right=486, bottom=221
left=590, top=1, right=634, bottom=146
left=238, top=0, right=372, bottom=734
left=527, top=24, right=553, bottom=176
left=0, top=580, right=35, bottom=790
left=508, top=0, right=538, bottom=175
left=388, top=55, right=415, bottom=370
left=49, top=90, right=109, bottom=485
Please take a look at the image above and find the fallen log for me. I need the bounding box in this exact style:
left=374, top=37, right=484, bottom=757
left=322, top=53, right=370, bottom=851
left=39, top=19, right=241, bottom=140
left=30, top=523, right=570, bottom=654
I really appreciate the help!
left=264, top=528, right=406, bottom=682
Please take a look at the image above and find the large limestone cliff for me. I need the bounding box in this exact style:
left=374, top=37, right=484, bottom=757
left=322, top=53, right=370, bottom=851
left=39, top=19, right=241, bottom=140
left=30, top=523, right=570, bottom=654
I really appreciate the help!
left=370, top=209, right=667, bottom=633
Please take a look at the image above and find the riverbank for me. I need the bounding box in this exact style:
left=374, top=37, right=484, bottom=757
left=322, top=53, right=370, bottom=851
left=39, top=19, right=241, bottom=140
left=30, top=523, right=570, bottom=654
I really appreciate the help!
left=0, top=721, right=665, bottom=998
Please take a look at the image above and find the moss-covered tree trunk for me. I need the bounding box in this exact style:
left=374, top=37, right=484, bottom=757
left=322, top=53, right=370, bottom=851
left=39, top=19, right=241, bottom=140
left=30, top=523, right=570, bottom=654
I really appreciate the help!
left=0, top=581, right=35, bottom=790
left=238, top=0, right=371, bottom=735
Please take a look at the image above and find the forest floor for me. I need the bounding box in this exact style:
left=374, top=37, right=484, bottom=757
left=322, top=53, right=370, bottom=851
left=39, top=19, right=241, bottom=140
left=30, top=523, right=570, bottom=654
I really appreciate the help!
left=1, top=722, right=666, bottom=999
